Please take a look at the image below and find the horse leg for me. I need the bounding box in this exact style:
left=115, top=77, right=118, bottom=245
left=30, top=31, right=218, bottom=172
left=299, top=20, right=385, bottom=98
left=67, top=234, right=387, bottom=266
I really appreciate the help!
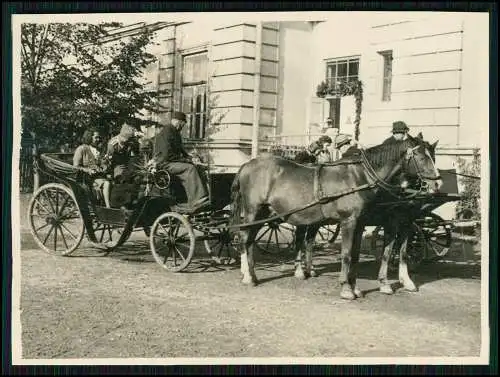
left=349, top=222, right=364, bottom=298
left=339, top=217, right=361, bottom=300
left=239, top=224, right=260, bottom=286
left=378, top=222, right=397, bottom=295
left=398, top=227, right=418, bottom=292
left=294, top=226, right=307, bottom=280
left=304, top=224, right=320, bottom=278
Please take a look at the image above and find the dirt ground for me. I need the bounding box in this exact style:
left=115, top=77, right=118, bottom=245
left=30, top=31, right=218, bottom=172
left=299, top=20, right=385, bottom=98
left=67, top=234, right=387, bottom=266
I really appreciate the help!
left=15, top=194, right=484, bottom=361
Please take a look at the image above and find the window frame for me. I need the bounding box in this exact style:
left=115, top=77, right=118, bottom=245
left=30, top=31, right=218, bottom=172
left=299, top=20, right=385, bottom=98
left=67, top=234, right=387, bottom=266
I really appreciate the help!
left=180, top=50, right=209, bottom=140
left=325, top=56, right=361, bottom=90
left=378, top=50, right=393, bottom=102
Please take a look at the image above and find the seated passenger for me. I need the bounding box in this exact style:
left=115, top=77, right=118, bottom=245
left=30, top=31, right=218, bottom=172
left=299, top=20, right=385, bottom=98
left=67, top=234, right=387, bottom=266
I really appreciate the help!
left=294, top=135, right=333, bottom=164
left=73, top=128, right=111, bottom=207
left=335, top=134, right=359, bottom=158
left=105, top=123, right=141, bottom=184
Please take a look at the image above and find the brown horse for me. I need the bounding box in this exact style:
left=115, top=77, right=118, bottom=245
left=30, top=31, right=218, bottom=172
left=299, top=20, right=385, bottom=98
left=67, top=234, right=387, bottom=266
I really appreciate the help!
left=293, top=135, right=440, bottom=296
left=229, top=134, right=442, bottom=300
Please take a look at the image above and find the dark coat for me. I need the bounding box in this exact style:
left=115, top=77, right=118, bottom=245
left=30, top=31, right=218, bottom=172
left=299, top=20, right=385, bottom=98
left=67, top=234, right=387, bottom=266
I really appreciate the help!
left=153, top=124, right=190, bottom=164
left=341, top=145, right=360, bottom=158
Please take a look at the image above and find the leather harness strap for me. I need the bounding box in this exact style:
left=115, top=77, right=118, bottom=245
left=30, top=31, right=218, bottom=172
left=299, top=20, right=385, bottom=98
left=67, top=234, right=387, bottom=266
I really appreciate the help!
left=313, top=165, right=328, bottom=221
left=313, top=165, right=324, bottom=203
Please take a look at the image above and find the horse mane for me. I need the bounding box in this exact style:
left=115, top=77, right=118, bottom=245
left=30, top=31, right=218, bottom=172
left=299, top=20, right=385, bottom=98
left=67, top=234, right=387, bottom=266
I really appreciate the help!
left=363, top=135, right=426, bottom=170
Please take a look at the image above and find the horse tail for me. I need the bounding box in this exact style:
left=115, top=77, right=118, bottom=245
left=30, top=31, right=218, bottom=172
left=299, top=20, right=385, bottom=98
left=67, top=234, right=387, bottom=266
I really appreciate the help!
left=229, top=165, right=244, bottom=229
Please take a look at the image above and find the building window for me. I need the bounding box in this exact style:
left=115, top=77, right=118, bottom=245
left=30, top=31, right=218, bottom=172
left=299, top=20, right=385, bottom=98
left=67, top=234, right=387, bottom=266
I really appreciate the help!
left=181, top=51, right=208, bottom=139
left=325, top=56, right=360, bottom=89
left=379, top=50, right=393, bottom=102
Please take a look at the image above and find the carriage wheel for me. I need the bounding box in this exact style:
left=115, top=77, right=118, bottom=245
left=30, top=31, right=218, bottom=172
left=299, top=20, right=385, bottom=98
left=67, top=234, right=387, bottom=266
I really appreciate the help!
left=28, top=183, right=85, bottom=256
left=315, top=224, right=341, bottom=245
left=204, top=228, right=240, bottom=265
left=254, top=220, right=296, bottom=254
left=150, top=212, right=195, bottom=272
left=86, top=216, right=132, bottom=252
left=415, top=213, right=453, bottom=258
left=203, top=210, right=239, bottom=265
left=371, top=224, right=427, bottom=273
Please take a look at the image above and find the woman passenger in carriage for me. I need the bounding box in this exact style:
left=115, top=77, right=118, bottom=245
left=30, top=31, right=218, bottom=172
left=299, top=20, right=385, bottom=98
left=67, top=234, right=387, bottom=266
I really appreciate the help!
left=335, top=133, right=359, bottom=158
left=294, top=135, right=333, bottom=164
left=73, top=128, right=111, bottom=207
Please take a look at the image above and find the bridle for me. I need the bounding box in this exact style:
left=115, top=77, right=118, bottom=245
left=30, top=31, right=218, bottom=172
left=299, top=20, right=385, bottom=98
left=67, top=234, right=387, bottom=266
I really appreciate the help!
left=359, top=144, right=441, bottom=198
left=402, top=145, right=442, bottom=192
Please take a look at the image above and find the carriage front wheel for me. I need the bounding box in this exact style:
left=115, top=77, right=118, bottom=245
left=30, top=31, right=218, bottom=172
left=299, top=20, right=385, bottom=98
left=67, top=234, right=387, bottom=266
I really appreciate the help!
left=28, top=183, right=85, bottom=256
left=150, top=212, right=196, bottom=272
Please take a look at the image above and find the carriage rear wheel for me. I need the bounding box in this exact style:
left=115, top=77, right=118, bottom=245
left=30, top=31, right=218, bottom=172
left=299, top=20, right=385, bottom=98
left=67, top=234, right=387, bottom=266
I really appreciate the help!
left=315, top=224, right=341, bottom=246
left=415, top=213, right=453, bottom=258
left=28, top=183, right=85, bottom=256
left=150, top=212, right=195, bottom=272
left=371, top=223, right=427, bottom=273
left=254, top=220, right=296, bottom=254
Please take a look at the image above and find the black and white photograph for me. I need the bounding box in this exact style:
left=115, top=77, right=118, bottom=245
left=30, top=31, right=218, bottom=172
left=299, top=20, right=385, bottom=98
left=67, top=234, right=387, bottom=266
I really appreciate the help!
left=10, top=10, right=491, bottom=365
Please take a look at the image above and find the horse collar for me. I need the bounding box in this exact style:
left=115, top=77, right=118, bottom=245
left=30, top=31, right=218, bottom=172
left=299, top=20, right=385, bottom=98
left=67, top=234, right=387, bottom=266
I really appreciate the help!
left=313, top=165, right=326, bottom=203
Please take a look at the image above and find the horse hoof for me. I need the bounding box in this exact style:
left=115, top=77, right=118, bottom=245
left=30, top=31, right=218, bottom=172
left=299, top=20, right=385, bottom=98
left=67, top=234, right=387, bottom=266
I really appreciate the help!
left=403, top=284, right=418, bottom=292
left=353, top=287, right=363, bottom=298
left=340, top=289, right=356, bottom=301
left=241, top=277, right=257, bottom=286
left=379, top=285, right=394, bottom=295
left=309, top=270, right=318, bottom=278
left=295, top=272, right=307, bottom=280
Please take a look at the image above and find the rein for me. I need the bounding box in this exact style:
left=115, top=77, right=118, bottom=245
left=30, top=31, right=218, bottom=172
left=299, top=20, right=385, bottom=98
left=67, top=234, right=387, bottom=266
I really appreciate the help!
left=222, top=145, right=436, bottom=231
left=222, top=182, right=375, bottom=230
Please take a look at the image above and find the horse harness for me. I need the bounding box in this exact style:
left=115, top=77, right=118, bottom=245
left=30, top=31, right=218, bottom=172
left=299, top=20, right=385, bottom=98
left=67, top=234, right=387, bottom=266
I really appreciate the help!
left=224, top=147, right=435, bottom=230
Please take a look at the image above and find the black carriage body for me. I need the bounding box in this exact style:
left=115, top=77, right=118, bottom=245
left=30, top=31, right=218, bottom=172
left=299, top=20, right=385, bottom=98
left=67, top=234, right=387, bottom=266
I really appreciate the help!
left=34, top=153, right=176, bottom=233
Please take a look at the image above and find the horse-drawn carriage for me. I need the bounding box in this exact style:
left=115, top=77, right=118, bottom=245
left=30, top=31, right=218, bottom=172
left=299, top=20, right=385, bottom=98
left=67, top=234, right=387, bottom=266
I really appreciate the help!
left=28, top=133, right=466, bottom=299
left=28, top=151, right=239, bottom=272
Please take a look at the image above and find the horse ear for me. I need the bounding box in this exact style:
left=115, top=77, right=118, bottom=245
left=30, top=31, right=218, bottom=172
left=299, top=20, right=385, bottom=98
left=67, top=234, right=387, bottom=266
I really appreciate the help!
left=416, top=132, right=423, bottom=140
left=431, top=140, right=439, bottom=150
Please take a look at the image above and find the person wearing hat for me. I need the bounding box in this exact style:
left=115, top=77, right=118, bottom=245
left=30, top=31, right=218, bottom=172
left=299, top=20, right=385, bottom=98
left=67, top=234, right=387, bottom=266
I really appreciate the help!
left=294, top=135, right=333, bottom=164
left=383, top=121, right=410, bottom=145
left=148, top=111, right=209, bottom=212
left=323, top=117, right=339, bottom=139
left=105, top=122, right=141, bottom=183
left=336, top=133, right=359, bottom=158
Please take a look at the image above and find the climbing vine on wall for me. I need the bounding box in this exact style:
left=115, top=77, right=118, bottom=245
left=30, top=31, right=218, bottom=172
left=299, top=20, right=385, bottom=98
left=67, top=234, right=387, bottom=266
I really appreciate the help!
left=315, top=80, right=363, bottom=141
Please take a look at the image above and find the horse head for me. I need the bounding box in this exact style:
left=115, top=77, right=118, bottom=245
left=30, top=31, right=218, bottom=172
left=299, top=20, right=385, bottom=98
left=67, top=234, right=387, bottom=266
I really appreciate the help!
left=401, top=133, right=443, bottom=193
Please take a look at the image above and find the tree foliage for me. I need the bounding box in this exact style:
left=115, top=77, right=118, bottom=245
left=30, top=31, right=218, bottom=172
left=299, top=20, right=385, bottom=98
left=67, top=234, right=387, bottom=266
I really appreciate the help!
left=21, top=22, right=168, bottom=150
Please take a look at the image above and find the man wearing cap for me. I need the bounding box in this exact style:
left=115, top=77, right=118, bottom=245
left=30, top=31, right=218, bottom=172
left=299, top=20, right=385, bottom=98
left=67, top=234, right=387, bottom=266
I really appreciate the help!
left=105, top=122, right=141, bottom=182
left=149, top=111, right=209, bottom=212
left=383, top=121, right=410, bottom=145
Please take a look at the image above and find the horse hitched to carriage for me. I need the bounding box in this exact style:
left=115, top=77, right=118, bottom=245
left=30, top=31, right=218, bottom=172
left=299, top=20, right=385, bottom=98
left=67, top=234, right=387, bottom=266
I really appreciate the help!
left=28, top=131, right=463, bottom=300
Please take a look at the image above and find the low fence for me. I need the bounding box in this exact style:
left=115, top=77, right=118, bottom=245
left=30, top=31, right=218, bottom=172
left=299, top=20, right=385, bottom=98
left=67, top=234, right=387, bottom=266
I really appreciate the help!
left=20, top=132, right=37, bottom=193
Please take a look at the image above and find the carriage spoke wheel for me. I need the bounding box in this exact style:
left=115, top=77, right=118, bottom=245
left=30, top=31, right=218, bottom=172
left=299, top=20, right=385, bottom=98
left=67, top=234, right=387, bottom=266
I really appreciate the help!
left=203, top=210, right=240, bottom=265
left=28, top=183, right=84, bottom=256
left=204, top=228, right=240, bottom=266
left=87, top=216, right=131, bottom=253
left=150, top=212, right=195, bottom=272
left=416, top=213, right=453, bottom=258
left=315, top=224, right=341, bottom=246
left=254, top=221, right=296, bottom=254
